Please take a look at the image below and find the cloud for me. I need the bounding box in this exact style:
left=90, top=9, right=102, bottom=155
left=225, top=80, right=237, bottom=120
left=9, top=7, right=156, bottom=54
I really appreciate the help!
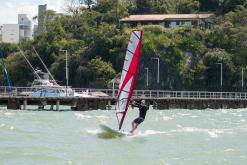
left=17, top=2, right=37, bottom=20
left=5, top=2, right=14, bottom=8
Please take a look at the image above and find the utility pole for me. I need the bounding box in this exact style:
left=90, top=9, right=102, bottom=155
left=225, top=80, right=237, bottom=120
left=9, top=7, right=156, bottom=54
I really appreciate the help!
left=145, top=67, right=149, bottom=87
left=60, top=50, right=69, bottom=96
left=112, top=80, right=115, bottom=98
left=216, top=63, right=223, bottom=92
left=242, top=68, right=244, bottom=92
left=151, top=57, right=160, bottom=85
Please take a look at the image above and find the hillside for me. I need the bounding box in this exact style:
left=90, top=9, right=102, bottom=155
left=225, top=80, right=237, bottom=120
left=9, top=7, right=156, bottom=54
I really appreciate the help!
left=0, top=0, right=246, bottom=91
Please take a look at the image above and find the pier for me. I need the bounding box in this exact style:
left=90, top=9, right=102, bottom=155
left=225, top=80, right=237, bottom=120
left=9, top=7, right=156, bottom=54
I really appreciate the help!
left=1, top=86, right=247, bottom=110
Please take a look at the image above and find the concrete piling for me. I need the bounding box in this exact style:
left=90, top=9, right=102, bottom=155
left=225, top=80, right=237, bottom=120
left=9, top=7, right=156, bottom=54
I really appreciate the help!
left=106, top=100, right=112, bottom=110
left=23, top=99, right=27, bottom=110
left=56, top=100, right=60, bottom=111
left=7, top=98, right=20, bottom=110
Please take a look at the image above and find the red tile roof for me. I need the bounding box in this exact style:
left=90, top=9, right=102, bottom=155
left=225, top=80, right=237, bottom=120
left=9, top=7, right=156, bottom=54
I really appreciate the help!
left=120, top=13, right=214, bottom=22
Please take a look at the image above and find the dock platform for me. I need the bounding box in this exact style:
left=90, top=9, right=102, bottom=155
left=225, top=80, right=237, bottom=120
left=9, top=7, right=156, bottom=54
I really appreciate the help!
left=1, top=86, right=247, bottom=110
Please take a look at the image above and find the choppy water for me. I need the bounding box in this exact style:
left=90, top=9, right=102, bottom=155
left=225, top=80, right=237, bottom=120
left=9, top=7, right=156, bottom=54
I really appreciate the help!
left=0, top=106, right=247, bottom=165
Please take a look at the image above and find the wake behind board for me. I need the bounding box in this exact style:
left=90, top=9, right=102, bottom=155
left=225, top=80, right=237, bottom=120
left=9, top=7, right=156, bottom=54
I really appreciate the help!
left=98, top=124, right=129, bottom=139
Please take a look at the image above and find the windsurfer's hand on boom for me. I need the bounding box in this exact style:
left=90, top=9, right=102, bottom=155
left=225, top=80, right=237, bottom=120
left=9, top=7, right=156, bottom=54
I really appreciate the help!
left=131, top=100, right=141, bottom=108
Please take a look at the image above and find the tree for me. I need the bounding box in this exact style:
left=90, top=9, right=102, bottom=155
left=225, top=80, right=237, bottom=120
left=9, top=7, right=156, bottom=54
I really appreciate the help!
left=80, top=57, right=116, bottom=87
left=79, top=0, right=95, bottom=9
left=135, top=0, right=152, bottom=14
left=45, top=10, right=57, bottom=20
left=222, top=0, right=247, bottom=13
left=176, top=0, right=200, bottom=13
left=93, top=0, right=129, bottom=24
left=1, top=1, right=247, bottom=91
left=208, top=7, right=247, bottom=66
left=46, top=18, right=66, bottom=41
left=5, top=51, right=38, bottom=86
left=199, top=0, right=220, bottom=11
left=0, top=43, right=18, bottom=58
left=65, top=0, right=83, bottom=15
left=203, top=49, right=236, bottom=91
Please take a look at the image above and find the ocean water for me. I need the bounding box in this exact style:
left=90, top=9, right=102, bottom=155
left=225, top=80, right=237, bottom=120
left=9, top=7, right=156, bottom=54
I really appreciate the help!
left=0, top=106, right=246, bottom=165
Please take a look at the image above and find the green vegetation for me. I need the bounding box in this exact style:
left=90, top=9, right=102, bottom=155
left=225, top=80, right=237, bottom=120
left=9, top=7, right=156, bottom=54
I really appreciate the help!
left=0, top=0, right=247, bottom=91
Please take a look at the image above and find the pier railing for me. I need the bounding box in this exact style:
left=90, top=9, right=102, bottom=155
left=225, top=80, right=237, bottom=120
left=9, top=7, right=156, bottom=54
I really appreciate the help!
left=0, top=86, right=247, bottom=100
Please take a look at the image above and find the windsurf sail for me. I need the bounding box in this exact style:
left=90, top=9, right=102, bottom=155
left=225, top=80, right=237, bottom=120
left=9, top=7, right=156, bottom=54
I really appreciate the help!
left=116, top=30, right=143, bottom=130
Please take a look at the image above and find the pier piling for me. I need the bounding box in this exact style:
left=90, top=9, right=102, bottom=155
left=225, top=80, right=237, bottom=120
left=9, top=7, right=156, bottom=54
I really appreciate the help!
left=7, top=98, right=20, bottom=110
left=56, top=100, right=60, bottom=111
left=23, top=99, right=27, bottom=110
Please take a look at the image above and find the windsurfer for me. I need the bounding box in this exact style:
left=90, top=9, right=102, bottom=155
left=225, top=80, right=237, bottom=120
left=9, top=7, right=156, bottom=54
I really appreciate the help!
left=130, top=100, right=149, bottom=134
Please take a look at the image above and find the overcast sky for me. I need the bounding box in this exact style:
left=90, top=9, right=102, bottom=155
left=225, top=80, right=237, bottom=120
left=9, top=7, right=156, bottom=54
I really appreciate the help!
left=0, top=0, right=66, bottom=25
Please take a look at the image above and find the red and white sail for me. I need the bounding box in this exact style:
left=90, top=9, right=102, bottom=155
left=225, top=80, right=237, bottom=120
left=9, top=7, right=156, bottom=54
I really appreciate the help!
left=116, top=30, right=143, bottom=130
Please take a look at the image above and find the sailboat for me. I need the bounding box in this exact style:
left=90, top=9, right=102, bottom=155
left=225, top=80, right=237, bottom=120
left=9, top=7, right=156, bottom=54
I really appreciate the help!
left=115, top=30, right=143, bottom=130
left=17, top=46, right=92, bottom=97
left=29, top=68, right=75, bottom=97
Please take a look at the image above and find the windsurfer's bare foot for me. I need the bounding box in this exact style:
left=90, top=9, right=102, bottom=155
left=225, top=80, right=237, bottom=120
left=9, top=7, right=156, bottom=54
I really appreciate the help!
left=129, top=129, right=136, bottom=134
left=130, top=127, right=137, bottom=134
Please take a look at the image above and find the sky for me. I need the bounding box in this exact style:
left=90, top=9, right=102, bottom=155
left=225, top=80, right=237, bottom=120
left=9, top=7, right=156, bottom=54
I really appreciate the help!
left=0, top=0, right=66, bottom=25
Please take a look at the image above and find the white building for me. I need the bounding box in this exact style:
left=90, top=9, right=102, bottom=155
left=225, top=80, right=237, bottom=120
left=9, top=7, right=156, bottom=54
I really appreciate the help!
left=1, top=14, right=32, bottom=43
left=2, top=24, right=20, bottom=43
left=18, top=14, right=32, bottom=40
left=0, top=25, right=2, bottom=41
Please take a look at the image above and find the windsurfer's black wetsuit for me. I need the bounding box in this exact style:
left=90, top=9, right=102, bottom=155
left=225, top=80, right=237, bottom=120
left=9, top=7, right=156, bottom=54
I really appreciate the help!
left=132, top=102, right=149, bottom=124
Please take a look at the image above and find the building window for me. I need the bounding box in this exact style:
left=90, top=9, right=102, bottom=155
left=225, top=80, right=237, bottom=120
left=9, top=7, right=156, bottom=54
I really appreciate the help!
left=164, top=21, right=170, bottom=27
left=170, top=21, right=177, bottom=27
left=184, top=21, right=191, bottom=26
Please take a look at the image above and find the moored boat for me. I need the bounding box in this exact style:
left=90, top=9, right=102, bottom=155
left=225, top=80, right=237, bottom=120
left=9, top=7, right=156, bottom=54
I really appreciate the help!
left=29, top=69, right=93, bottom=97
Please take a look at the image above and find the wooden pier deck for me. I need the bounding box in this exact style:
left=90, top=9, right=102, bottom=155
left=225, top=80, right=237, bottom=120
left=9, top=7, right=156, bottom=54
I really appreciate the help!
left=1, top=86, right=247, bottom=110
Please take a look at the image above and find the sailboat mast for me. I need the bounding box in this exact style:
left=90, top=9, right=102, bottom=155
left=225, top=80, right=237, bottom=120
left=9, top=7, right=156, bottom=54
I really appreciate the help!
left=32, top=46, right=58, bottom=85
left=17, top=45, right=41, bottom=80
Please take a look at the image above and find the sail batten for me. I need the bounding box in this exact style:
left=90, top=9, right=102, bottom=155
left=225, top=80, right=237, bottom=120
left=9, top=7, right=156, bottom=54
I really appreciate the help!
left=127, top=49, right=135, bottom=55
left=116, top=30, right=143, bottom=130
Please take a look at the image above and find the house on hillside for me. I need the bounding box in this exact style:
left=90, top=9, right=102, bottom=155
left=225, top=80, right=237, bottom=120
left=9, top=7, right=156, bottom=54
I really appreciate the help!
left=120, top=13, right=215, bottom=29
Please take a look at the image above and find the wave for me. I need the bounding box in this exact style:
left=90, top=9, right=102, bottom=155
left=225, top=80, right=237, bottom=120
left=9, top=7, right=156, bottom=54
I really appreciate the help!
left=162, top=116, right=173, bottom=121
left=175, top=125, right=224, bottom=138
left=74, top=113, right=92, bottom=120
left=115, top=126, right=224, bottom=138
left=185, top=127, right=223, bottom=138
left=96, top=115, right=109, bottom=123
left=4, top=112, right=16, bottom=117
left=224, top=148, right=235, bottom=152
left=95, top=115, right=109, bottom=119
left=177, top=113, right=191, bottom=116
left=86, top=129, right=101, bottom=135
left=127, top=130, right=168, bottom=138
